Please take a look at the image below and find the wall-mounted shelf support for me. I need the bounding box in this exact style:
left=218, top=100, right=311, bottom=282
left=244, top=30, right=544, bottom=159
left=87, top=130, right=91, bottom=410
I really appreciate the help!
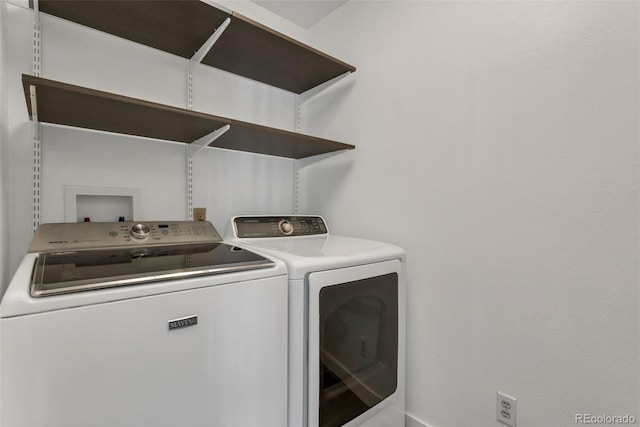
left=190, top=124, right=231, bottom=156
left=32, top=0, right=41, bottom=75
left=298, top=71, right=352, bottom=105
left=29, top=85, right=41, bottom=232
left=187, top=16, right=230, bottom=110
left=293, top=71, right=353, bottom=213
left=32, top=0, right=40, bottom=29
left=191, top=17, right=231, bottom=65
left=186, top=123, right=231, bottom=220
left=185, top=17, right=231, bottom=217
left=293, top=149, right=351, bottom=214
left=187, top=17, right=231, bottom=109
left=32, top=0, right=42, bottom=232
left=29, top=85, right=39, bottom=140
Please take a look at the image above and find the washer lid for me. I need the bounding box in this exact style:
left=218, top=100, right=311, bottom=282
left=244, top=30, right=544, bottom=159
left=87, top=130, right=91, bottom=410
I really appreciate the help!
left=31, top=243, right=274, bottom=297
left=2, top=252, right=286, bottom=318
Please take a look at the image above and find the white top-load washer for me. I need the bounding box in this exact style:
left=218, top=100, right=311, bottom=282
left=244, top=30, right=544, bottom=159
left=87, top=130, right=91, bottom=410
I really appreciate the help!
left=0, top=221, right=288, bottom=427
left=225, top=216, right=406, bottom=427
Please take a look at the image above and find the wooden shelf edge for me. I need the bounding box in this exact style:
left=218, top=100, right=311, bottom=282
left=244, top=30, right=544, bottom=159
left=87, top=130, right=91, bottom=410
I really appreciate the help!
left=35, top=0, right=356, bottom=94
left=21, top=74, right=355, bottom=159
left=231, top=12, right=356, bottom=75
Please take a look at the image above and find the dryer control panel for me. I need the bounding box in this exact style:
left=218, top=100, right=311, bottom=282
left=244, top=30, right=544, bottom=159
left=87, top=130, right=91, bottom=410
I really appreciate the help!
left=234, top=216, right=327, bottom=238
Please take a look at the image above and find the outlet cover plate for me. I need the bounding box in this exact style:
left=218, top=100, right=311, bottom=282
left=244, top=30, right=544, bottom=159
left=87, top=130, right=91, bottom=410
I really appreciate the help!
left=194, top=207, right=206, bottom=221
left=497, top=392, right=517, bottom=427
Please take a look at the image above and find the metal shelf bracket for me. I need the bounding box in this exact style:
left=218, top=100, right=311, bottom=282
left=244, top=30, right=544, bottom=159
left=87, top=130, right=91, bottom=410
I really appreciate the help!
left=33, top=0, right=41, bottom=76
left=32, top=0, right=42, bottom=232
left=30, top=85, right=41, bottom=232
left=185, top=17, right=231, bottom=219
left=191, top=17, right=231, bottom=65
left=189, top=124, right=231, bottom=156
left=187, top=17, right=230, bottom=110
left=185, top=124, right=230, bottom=220
left=293, top=71, right=353, bottom=213
left=293, top=150, right=350, bottom=214
left=32, top=0, right=41, bottom=31
left=298, top=71, right=352, bottom=105
left=29, top=85, right=39, bottom=139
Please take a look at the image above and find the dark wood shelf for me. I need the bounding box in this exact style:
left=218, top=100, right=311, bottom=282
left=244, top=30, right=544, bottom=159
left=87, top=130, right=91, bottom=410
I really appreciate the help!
left=22, top=75, right=354, bottom=159
left=36, top=0, right=356, bottom=94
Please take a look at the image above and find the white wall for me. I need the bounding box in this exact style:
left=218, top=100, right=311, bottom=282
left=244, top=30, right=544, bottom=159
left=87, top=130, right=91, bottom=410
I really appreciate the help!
left=304, top=2, right=639, bottom=426
left=3, top=1, right=638, bottom=426
left=1, top=1, right=312, bottom=289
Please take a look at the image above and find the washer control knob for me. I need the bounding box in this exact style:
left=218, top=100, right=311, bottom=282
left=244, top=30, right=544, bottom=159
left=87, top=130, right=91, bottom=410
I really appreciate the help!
left=130, top=223, right=151, bottom=239
left=278, top=219, right=293, bottom=235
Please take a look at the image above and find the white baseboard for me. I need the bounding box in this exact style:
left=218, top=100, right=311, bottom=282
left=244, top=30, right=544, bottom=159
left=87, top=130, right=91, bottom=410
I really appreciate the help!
left=405, top=412, right=431, bottom=427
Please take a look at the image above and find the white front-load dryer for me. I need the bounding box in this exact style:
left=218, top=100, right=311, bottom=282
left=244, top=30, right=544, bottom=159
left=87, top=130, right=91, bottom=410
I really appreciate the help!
left=225, top=215, right=406, bottom=427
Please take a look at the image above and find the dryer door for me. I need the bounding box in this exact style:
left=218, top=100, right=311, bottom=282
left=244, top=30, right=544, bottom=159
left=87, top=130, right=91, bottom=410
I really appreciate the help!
left=308, top=259, right=401, bottom=427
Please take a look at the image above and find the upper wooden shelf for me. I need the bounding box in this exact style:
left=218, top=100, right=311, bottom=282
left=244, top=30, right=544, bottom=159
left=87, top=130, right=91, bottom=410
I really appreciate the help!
left=35, top=0, right=356, bottom=94
left=22, top=74, right=355, bottom=159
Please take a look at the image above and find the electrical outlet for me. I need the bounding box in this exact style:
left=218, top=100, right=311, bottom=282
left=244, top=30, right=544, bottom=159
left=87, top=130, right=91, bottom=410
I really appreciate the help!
left=193, top=208, right=206, bottom=221
left=497, top=392, right=517, bottom=427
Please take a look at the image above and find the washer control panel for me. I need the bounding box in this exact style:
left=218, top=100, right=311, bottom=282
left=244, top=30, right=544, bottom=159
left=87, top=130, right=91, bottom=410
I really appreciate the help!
left=234, top=216, right=327, bottom=238
left=29, top=221, right=223, bottom=252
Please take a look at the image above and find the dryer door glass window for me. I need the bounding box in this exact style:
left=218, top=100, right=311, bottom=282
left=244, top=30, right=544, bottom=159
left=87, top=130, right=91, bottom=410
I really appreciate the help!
left=318, top=273, right=398, bottom=427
